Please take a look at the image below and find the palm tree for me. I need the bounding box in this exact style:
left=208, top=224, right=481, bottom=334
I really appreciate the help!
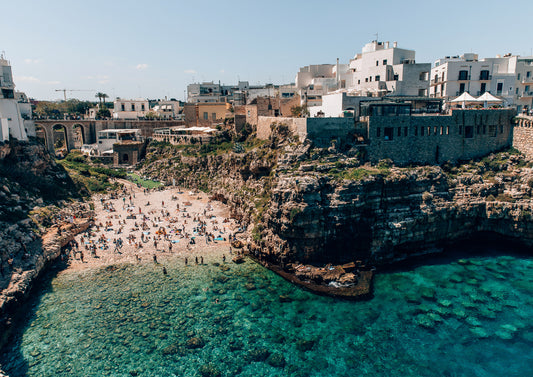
left=95, top=92, right=104, bottom=107
left=101, top=93, right=109, bottom=107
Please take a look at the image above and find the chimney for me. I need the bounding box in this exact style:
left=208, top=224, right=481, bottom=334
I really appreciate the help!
left=385, top=41, right=390, bottom=49
left=393, top=41, right=398, bottom=48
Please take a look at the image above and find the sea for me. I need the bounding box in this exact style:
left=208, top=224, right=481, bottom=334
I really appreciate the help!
left=1, top=245, right=532, bottom=377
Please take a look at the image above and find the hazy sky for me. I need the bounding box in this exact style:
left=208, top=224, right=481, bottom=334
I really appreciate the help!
left=3, top=0, right=533, bottom=101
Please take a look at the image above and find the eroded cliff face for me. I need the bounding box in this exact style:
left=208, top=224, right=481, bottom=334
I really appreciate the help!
left=141, top=141, right=533, bottom=267
left=261, top=162, right=533, bottom=265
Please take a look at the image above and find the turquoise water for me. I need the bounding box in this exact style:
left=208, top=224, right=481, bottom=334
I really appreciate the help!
left=1, top=250, right=532, bottom=377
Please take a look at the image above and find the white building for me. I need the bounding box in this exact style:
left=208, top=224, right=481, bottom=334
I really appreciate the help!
left=295, top=41, right=430, bottom=107
left=82, top=128, right=142, bottom=156
left=152, top=100, right=181, bottom=119
left=430, top=53, right=533, bottom=111
left=0, top=54, right=34, bottom=141
left=347, top=41, right=430, bottom=97
left=113, top=98, right=149, bottom=119
left=295, top=63, right=350, bottom=107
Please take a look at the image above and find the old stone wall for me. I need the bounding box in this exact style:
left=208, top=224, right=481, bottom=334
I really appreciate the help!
left=365, top=109, right=515, bottom=164
left=257, top=116, right=307, bottom=140
left=512, top=116, right=533, bottom=157
left=257, top=116, right=354, bottom=147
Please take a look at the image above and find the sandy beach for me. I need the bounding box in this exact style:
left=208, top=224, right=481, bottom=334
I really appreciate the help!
left=66, top=180, right=240, bottom=270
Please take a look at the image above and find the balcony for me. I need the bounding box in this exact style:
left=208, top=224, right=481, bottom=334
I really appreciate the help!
left=430, top=78, right=444, bottom=85
left=521, top=77, right=533, bottom=84
left=479, top=74, right=492, bottom=81
left=457, top=75, right=471, bottom=81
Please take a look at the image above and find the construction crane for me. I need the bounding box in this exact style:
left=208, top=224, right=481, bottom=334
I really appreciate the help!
left=55, top=89, right=95, bottom=101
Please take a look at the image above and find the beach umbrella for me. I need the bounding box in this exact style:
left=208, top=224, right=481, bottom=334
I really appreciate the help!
left=476, top=92, right=503, bottom=108
left=450, top=92, right=480, bottom=109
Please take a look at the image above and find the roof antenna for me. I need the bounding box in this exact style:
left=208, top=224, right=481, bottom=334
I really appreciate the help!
left=374, top=32, right=378, bottom=42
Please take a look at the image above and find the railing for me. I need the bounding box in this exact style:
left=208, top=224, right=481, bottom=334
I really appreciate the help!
left=457, top=75, right=470, bottom=81
left=479, top=75, right=492, bottom=80
left=521, top=78, right=533, bottom=84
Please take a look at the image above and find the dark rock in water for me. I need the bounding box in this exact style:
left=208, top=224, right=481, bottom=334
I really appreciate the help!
left=267, top=352, right=286, bottom=368
left=296, top=339, right=315, bottom=352
left=161, top=343, right=180, bottom=355
left=420, top=287, right=436, bottom=300
left=244, top=282, right=256, bottom=291
left=247, top=347, right=271, bottom=362
left=215, top=275, right=229, bottom=284
left=228, top=339, right=244, bottom=351
left=186, top=337, right=205, bottom=349
left=198, top=363, right=221, bottom=377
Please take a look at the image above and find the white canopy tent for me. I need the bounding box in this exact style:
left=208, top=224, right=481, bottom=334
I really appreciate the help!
left=450, top=92, right=481, bottom=108
left=476, top=92, right=503, bottom=107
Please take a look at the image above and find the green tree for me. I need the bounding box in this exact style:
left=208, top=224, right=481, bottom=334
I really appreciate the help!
left=290, top=105, right=309, bottom=118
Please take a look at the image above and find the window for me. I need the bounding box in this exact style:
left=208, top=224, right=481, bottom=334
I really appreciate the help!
left=458, top=70, right=468, bottom=80
left=383, top=59, right=387, bottom=65
left=377, top=128, right=381, bottom=137
left=393, top=74, right=399, bottom=81
left=369, top=77, right=372, bottom=82
left=480, top=83, right=486, bottom=94
left=384, top=127, right=394, bottom=140
left=365, top=78, right=368, bottom=82
left=375, top=75, right=380, bottom=81
left=121, top=104, right=125, bottom=111
left=397, top=127, right=401, bottom=137
left=527, top=71, right=531, bottom=78
left=497, top=82, right=503, bottom=94
left=247, top=110, right=251, bottom=116
left=479, top=70, right=490, bottom=80
left=404, top=127, right=408, bottom=136
left=358, top=80, right=361, bottom=84
left=465, top=126, right=474, bottom=138
left=212, top=113, right=216, bottom=120
left=459, top=83, right=465, bottom=94
left=516, top=88, right=519, bottom=94
left=525, top=85, right=530, bottom=93
left=489, top=124, right=497, bottom=137
left=414, top=127, right=418, bottom=136
left=446, top=126, right=450, bottom=135
left=518, top=73, right=521, bottom=80
left=203, top=112, right=208, bottom=120
left=141, top=104, right=145, bottom=111
left=434, top=74, right=438, bottom=82
left=442, top=72, right=445, bottom=81
left=131, top=104, right=135, bottom=111
left=483, top=125, right=486, bottom=134
left=421, top=127, right=425, bottom=136
left=376, top=61, right=379, bottom=66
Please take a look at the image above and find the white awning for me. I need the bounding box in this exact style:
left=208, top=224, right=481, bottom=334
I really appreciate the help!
left=450, top=92, right=480, bottom=103
left=476, top=92, right=502, bottom=102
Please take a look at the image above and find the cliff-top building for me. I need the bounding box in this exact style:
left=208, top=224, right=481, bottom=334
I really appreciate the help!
left=295, top=41, right=431, bottom=107
left=0, top=54, right=34, bottom=141
left=430, top=53, right=533, bottom=111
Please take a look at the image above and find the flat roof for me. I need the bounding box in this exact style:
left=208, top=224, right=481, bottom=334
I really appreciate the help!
left=98, top=129, right=140, bottom=133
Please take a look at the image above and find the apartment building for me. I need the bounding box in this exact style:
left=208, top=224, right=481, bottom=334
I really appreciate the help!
left=294, top=41, right=430, bottom=107
left=0, top=54, right=33, bottom=141
left=113, top=98, right=149, bottom=120
left=430, top=53, right=533, bottom=111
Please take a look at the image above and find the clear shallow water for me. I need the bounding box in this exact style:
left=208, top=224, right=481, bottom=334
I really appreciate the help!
left=1, top=251, right=533, bottom=377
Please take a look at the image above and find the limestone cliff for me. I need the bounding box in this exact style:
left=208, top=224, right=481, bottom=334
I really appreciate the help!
left=141, top=141, right=533, bottom=267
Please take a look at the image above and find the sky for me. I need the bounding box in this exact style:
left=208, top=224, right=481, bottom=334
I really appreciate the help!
left=3, top=0, right=533, bottom=101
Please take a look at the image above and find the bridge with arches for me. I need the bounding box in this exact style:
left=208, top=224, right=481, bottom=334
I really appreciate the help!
left=34, top=119, right=185, bottom=154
